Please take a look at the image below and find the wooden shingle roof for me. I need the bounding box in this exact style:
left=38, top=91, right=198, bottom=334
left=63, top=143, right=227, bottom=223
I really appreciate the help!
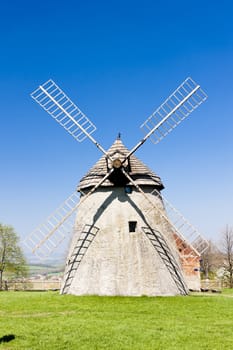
left=77, top=138, right=164, bottom=191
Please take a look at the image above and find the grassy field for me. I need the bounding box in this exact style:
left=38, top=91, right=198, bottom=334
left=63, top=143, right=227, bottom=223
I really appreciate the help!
left=0, top=291, right=233, bottom=349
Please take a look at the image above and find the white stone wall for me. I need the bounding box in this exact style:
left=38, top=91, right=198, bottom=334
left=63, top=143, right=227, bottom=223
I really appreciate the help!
left=61, top=187, right=186, bottom=296
left=185, top=274, right=201, bottom=291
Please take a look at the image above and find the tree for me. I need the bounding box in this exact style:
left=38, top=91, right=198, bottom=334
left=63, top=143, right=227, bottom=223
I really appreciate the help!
left=0, top=223, right=28, bottom=290
left=221, top=225, right=233, bottom=288
left=200, top=240, right=223, bottom=279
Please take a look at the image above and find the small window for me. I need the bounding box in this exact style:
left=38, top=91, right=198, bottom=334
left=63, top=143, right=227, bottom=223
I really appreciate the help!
left=125, top=186, right=132, bottom=194
left=129, top=221, right=137, bottom=232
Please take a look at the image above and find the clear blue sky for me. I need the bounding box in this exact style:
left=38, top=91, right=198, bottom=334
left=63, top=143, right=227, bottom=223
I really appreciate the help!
left=0, top=0, right=233, bottom=260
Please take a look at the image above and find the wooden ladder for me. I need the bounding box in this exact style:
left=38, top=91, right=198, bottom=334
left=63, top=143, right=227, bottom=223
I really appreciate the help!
left=142, top=227, right=188, bottom=295
left=61, top=224, right=99, bottom=294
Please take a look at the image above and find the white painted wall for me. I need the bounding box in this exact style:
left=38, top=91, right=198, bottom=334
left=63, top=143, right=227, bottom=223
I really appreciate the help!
left=61, top=187, right=188, bottom=296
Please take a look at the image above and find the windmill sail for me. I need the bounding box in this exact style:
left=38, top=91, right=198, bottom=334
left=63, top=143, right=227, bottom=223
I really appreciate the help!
left=125, top=77, right=207, bottom=160
left=24, top=169, right=114, bottom=258
left=31, top=80, right=97, bottom=142
left=121, top=167, right=208, bottom=261
left=23, top=192, right=80, bottom=258
left=31, top=80, right=112, bottom=159
left=160, top=192, right=209, bottom=255
left=143, top=189, right=208, bottom=259
left=140, top=77, right=207, bottom=144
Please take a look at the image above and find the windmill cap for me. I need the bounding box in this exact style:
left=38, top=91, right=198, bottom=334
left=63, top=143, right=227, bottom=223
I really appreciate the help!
left=77, top=138, right=164, bottom=191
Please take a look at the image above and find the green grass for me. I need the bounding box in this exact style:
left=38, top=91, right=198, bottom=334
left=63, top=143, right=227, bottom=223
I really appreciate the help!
left=1, top=291, right=233, bottom=349
left=222, top=288, right=233, bottom=295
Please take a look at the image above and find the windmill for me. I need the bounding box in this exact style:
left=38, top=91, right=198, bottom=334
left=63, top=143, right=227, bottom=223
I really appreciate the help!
left=25, top=77, right=208, bottom=296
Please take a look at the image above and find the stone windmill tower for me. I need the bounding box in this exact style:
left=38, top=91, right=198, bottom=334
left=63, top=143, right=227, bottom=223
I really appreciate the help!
left=25, top=78, right=208, bottom=296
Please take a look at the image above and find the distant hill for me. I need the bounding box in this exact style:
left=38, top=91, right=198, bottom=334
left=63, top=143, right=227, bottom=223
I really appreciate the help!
left=28, top=262, right=65, bottom=277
